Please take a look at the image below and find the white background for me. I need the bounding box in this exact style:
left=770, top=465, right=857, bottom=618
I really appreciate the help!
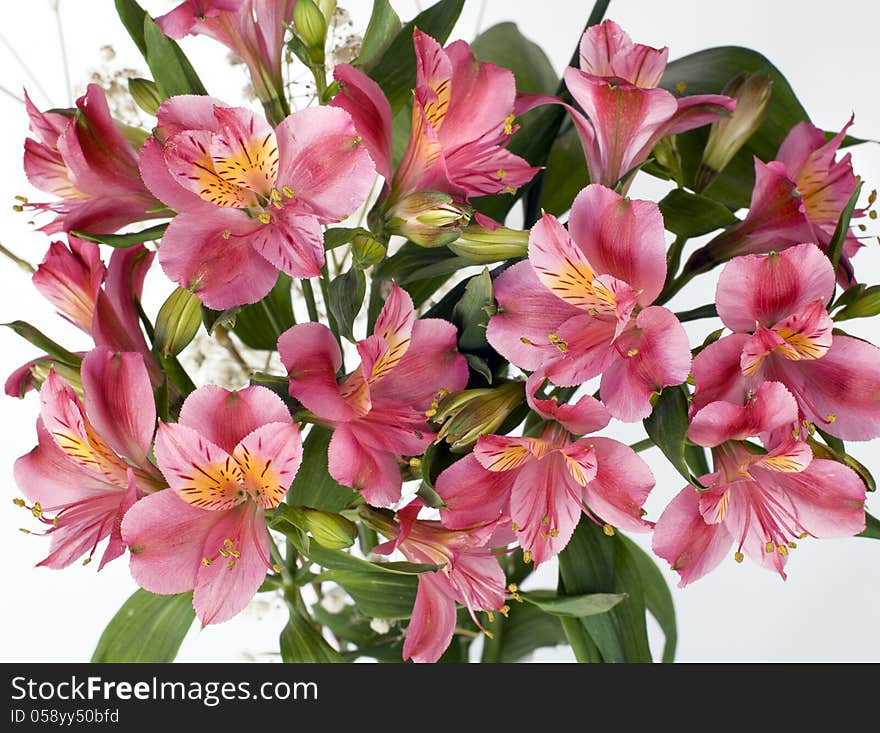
left=1, top=0, right=878, bottom=662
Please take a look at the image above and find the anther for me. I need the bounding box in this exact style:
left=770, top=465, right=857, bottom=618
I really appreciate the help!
left=602, top=523, right=615, bottom=536
left=522, top=550, right=532, bottom=563
left=82, top=557, right=91, bottom=566
left=12, top=498, right=25, bottom=507
left=257, top=212, right=272, bottom=224
left=281, top=186, right=295, bottom=198
left=734, top=551, right=744, bottom=563
left=765, top=541, right=774, bottom=553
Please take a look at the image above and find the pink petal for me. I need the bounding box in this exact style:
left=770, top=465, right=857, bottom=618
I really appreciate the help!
left=157, top=210, right=279, bottom=309
left=362, top=282, right=415, bottom=383
left=37, top=491, right=123, bottom=569
left=599, top=306, right=691, bottom=422
left=474, top=434, right=541, bottom=472
left=525, top=371, right=610, bottom=435
left=403, top=573, right=457, bottom=663
left=578, top=20, right=668, bottom=88
left=99, top=469, right=139, bottom=570
left=32, top=238, right=104, bottom=333
left=81, top=348, right=155, bottom=468
left=582, top=437, right=654, bottom=532
left=544, top=313, right=617, bottom=387
left=663, top=94, right=737, bottom=136
left=233, top=422, right=303, bottom=508
left=331, top=64, right=393, bottom=180
left=178, top=384, right=293, bottom=453
left=327, top=423, right=403, bottom=506
left=691, top=333, right=755, bottom=416
left=279, top=323, right=355, bottom=423
left=443, top=137, right=539, bottom=197
left=716, top=243, right=835, bottom=332
left=275, top=106, right=376, bottom=222
left=486, top=261, right=581, bottom=371
left=776, top=120, right=828, bottom=174
left=193, top=502, right=271, bottom=625
left=689, top=381, right=799, bottom=447
left=436, top=454, right=512, bottom=529
left=138, top=136, right=206, bottom=212
left=249, top=209, right=324, bottom=279
left=568, top=184, right=667, bottom=304
left=652, top=486, right=733, bottom=587
left=123, top=489, right=219, bottom=594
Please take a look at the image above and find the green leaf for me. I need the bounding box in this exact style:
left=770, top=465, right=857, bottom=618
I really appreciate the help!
left=419, top=440, right=456, bottom=494
left=358, top=0, right=401, bottom=70
left=619, top=536, right=677, bottom=663
left=658, top=189, right=738, bottom=238
left=520, top=590, right=627, bottom=618
left=280, top=608, right=341, bottom=663
left=115, top=0, right=148, bottom=55
left=451, top=268, right=494, bottom=352
left=3, top=321, right=82, bottom=367
left=328, top=269, right=366, bottom=342
left=374, top=241, right=457, bottom=307
left=92, top=590, right=194, bottom=663
left=541, top=126, right=589, bottom=217
left=368, top=0, right=464, bottom=114
left=143, top=15, right=208, bottom=98
left=643, top=386, right=700, bottom=486
left=308, top=542, right=438, bottom=576
left=858, top=512, right=880, bottom=539
left=72, top=223, right=167, bottom=248
left=314, top=569, right=418, bottom=619
left=498, top=601, right=567, bottom=662
left=471, top=22, right=557, bottom=95
left=232, top=274, right=295, bottom=350
left=828, top=180, right=863, bottom=272
left=287, top=426, right=358, bottom=512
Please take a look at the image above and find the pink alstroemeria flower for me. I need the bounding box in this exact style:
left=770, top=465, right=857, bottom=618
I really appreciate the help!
left=279, top=284, right=468, bottom=506
left=653, top=382, right=866, bottom=585
left=6, top=240, right=160, bottom=396
left=487, top=184, right=692, bottom=421
left=122, top=385, right=303, bottom=626
left=22, top=85, right=163, bottom=234
left=332, top=29, right=539, bottom=202
left=435, top=379, right=654, bottom=566
left=139, top=96, right=375, bottom=308
left=157, top=0, right=295, bottom=121
left=13, top=348, right=163, bottom=569
left=691, top=243, right=880, bottom=440
left=688, top=118, right=864, bottom=284
left=367, top=502, right=507, bottom=664
left=562, top=20, right=735, bottom=188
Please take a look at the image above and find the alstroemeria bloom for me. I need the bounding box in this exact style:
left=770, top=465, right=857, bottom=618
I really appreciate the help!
left=13, top=348, right=163, bottom=569
left=139, top=96, right=374, bottom=308
left=691, top=243, right=880, bottom=440
left=7, top=240, right=160, bottom=396
left=687, top=118, right=864, bottom=284
left=22, top=85, right=163, bottom=234
left=653, top=382, right=866, bottom=585
left=157, top=0, right=295, bottom=122
left=366, top=503, right=507, bottom=664
left=562, top=20, right=735, bottom=188
left=279, top=284, right=468, bottom=506
left=122, top=385, right=303, bottom=626
left=435, top=378, right=654, bottom=566
left=487, top=184, right=692, bottom=421
left=332, top=29, right=539, bottom=204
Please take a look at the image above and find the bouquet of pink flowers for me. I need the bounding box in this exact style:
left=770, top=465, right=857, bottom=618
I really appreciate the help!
left=4, top=0, right=878, bottom=663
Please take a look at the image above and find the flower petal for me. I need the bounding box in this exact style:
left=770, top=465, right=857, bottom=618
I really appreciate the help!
left=690, top=333, right=755, bottom=416
left=327, top=423, right=403, bottom=506
left=525, top=371, right=610, bottom=436
left=582, top=437, right=654, bottom=532
left=249, top=209, right=324, bottom=279
left=578, top=20, right=668, bottom=88
left=233, top=422, right=303, bottom=508
left=402, top=573, right=457, bottom=663
left=436, top=454, right=511, bottom=529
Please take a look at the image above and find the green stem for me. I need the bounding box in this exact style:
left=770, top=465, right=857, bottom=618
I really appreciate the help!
left=157, top=352, right=196, bottom=402
left=560, top=617, right=603, bottom=662
left=675, top=303, right=719, bottom=323
left=664, top=235, right=688, bottom=288
left=0, top=242, right=35, bottom=274
left=655, top=268, right=697, bottom=306
left=628, top=438, right=654, bottom=453
left=480, top=612, right=504, bottom=663
left=301, top=279, right=320, bottom=322
left=268, top=533, right=308, bottom=616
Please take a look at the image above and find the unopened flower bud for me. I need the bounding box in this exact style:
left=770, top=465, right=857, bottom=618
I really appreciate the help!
left=697, top=72, right=772, bottom=192
left=385, top=191, right=472, bottom=247
left=650, top=136, right=683, bottom=185
left=154, top=287, right=203, bottom=356
left=351, top=232, right=387, bottom=269
left=447, top=224, right=529, bottom=263
left=294, top=0, right=328, bottom=57
left=833, top=284, right=880, bottom=321
left=433, top=382, right=525, bottom=451
left=128, top=77, right=162, bottom=116
left=295, top=507, right=357, bottom=549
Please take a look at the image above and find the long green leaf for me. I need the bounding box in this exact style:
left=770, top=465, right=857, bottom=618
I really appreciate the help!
left=471, top=22, right=557, bottom=95
left=451, top=268, right=494, bottom=352
left=3, top=321, right=82, bottom=367
left=143, top=15, right=208, bottom=98
left=520, top=590, right=627, bottom=618
left=857, top=511, right=880, bottom=539
left=115, top=0, right=148, bottom=55
left=73, top=224, right=167, bottom=248
left=232, top=274, right=295, bottom=350
left=358, top=0, right=401, bottom=70
left=644, top=386, right=701, bottom=486
left=92, top=590, right=194, bottom=662
left=315, top=569, right=418, bottom=620
left=828, top=181, right=863, bottom=272
left=658, top=189, right=738, bottom=238
left=280, top=608, right=341, bottom=663
left=498, top=602, right=567, bottom=662
left=328, top=269, right=366, bottom=343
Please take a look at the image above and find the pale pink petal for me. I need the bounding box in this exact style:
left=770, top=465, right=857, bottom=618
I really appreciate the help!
left=403, top=573, right=457, bottom=663
left=178, top=384, right=293, bottom=453
left=279, top=323, right=355, bottom=423
left=582, top=437, right=654, bottom=532
left=37, top=491, right=123, bottom=569
left=122, top=489, right=219, bottom=594
left=663, top=94, right=737, bottom=136
left=487, top=261, right=582, bottom=371
left=652, top=486, right=734, bottom=587
left=444, top=137, right=539, bottom=197
left=578, top=20, right=668, bottom=88
left=233, top=422, right=303, bottom=508
left=436, top=454, right=512, bottom=529
left=525, top=371, right=610, bottom=435
left=138, top=136, right=208, bottom=212
left=32, top=238, right=104, bottom=333
left=276, top=106, right=376, bottom=222
left=157, top=210, right=278, bottom=309
left=81, top=348, right=155, bottom=468
left=331, top=64, right=393, bottom=180
left=776, top=121, right=828, bottom=174
left=568, top=184, right=667, bottom=304
left=156, top=93, right=229, bottom=132
left=688, top=381, right=799, bottom=447
left=327, top=423, right=402, bottom=506
left=193, top=502, right=271, bottom=625
left=446, top=550, right=507, bottom=613
left=99, top=469, right=138, bottom=570
left=716, top=244, right=835, bottom=332
left=690, top=333, right=755, bottom=416
left=474, top=434, right=541, bottom=472
left=599, top=306, right=691, bottom=422
left=250, top=209, right=324, bottom=279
